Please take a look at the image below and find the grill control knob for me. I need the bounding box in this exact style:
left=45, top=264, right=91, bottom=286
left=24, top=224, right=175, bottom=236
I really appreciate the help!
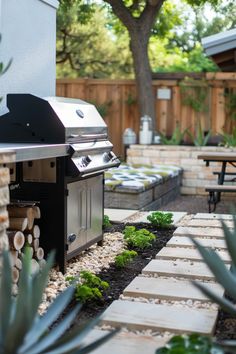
left=67, top=233, right=76, bottom=244
left=82, top=155, right=92, bottom=166
left=103, top=151, right=115, bottom=162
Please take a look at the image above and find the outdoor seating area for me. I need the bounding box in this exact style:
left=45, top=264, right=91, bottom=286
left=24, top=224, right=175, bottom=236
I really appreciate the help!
left=104, top=163, right=183, bottom=210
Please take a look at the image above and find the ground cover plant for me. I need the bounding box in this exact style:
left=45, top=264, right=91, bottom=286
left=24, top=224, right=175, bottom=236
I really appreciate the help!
left=123, top=225, right=156, bottom=249
left=66, top=271, right=109, bottom=304
left=114, top=250, right=138, bottom=268
left=147, top=211, right=174, bottom=228
left=0, top=250, right=116, bottom=354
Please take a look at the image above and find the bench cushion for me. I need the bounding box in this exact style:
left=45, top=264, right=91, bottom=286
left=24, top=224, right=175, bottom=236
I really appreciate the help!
left=105, top=163, right=182, bottom=193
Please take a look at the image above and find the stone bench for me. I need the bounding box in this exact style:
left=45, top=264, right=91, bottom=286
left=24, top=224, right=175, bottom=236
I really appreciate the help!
left=104, top=163, right=183, bottom=210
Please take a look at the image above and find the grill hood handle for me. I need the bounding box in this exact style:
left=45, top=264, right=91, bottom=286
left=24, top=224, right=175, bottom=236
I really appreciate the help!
left=68, top=133, right=107, bottom=140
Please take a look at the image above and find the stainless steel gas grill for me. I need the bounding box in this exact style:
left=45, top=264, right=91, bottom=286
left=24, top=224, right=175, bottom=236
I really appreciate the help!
left=0, top=94, right=120, bottom=272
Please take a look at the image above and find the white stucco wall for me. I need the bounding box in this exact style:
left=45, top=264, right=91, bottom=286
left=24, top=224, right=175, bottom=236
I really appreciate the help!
left=0, top=0, right=59, bottom=115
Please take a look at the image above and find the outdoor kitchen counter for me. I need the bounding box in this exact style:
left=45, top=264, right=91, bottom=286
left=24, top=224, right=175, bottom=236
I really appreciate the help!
left=0, top=143, right=69, bottom=162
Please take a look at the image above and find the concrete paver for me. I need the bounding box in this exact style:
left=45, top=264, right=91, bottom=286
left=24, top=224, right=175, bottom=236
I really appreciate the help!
left=156, top=246, right=231, bottom=263
left=167, top=236, right=226, bottom=249
left=101, top=300, right=218, bottom=335
left=173, top=226, right=225, bottom=238
left=123, top=276, right=224, bottom=301
left=188, top=219, right=234, bottom=229
left=142, top=259, right=220, bottom=280
left=194, top=213, right=233, bottom=220
left=83, top=329, right=168, bottom=354
left=104, top=208, right=138, bottom=222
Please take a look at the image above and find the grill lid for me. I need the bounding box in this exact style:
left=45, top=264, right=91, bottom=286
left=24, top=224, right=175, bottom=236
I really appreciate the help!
left=0, top=94, right=107, bottom=143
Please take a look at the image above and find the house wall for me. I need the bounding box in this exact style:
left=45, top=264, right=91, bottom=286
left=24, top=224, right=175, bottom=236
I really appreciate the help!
left=0, top=0, right=59, bottom=115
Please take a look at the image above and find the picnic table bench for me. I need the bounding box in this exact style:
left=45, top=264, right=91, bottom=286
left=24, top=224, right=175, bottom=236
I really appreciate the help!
left=198, top=152, right=236, bottom=212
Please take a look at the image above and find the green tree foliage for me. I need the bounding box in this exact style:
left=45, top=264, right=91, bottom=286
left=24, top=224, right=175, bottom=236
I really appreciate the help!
left=57, top=1, right=132, bottom=78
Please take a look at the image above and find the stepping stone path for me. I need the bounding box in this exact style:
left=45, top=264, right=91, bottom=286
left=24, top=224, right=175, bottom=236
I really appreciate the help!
left=85, top=212, right=232, bottom=353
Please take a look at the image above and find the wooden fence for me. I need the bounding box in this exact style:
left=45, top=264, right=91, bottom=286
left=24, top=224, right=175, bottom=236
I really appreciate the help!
left=56, top=73, right=236, bottom=158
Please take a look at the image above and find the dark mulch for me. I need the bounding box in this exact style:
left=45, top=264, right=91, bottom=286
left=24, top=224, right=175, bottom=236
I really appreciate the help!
left=71, top=220, right=235, bottom=343
left=73, top=222, right=174, bottom=327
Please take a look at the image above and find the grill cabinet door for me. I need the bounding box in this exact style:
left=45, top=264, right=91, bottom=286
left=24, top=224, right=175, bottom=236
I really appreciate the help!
left=66, top=175, right=103, bottom=255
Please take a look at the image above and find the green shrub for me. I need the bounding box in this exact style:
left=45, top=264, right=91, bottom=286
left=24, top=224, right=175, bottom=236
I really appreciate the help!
left=147, top=211, right=173, bottom=227
left=0, top=250, right=117, bottom=354
left=103, top=214, right=111, bottom=227
left=123, top=226, right=156, bottom=249
left=115, top=250, right=138, bottom=268
left=156, top=334, right=223, bottom=353
left=159, top=125, right=187, bottom=145
left=66, top=270, right=109, bottom=304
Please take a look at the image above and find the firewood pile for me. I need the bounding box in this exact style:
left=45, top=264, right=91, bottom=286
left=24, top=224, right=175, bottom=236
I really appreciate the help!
left=7, top=203, right=46, bottom=290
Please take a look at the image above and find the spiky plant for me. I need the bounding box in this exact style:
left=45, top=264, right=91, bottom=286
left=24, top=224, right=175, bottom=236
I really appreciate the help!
left=191, top=213, right=236, bottom=352
left=0, top=250, right=117, bottom=354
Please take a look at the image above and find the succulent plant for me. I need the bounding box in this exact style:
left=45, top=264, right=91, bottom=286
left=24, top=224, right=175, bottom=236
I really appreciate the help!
left=0, top=250, right=117, bottom=354
left=191, top=213, right=236, bottom=352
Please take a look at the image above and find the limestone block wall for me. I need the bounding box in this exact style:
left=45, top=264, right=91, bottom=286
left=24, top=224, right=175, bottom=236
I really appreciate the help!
left=0, top=151, right=15, bottom=251
left=127, top=145, right=236, bottom=196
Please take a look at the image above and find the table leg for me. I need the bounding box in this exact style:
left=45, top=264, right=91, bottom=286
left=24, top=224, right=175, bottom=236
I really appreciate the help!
left=217, top=161, right=227, bottom=202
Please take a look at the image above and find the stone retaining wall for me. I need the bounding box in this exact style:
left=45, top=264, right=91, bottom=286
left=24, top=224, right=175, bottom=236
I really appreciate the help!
left=127, top=145, right=236, bottom=196
left=0, top=151, right=15, bottom=251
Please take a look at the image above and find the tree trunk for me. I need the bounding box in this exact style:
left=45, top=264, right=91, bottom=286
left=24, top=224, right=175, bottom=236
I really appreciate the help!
left=130, top=32, right=156, bottom=131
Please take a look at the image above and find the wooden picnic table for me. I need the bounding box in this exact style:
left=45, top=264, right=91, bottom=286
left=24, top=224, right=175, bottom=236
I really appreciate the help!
left=198, top=152, right=236, bottom=184
left=198, top=152, right=236, bottom=212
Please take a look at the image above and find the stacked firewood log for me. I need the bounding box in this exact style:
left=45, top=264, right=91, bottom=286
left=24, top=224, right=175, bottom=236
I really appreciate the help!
left=7, top=203, right=46, bottom=287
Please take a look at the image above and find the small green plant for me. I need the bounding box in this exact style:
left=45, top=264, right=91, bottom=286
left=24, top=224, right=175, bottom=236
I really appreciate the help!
left=147, top=211, right=173, bottom=228
left=66, top=270, right=109, bottom=303
left=115, top=250, right=138, bottom=268
left=123, top=225, right=156, bottom=249
left=156, top=333, right=223, bottom=353
left=159, top=125, right=187, bottom=145
left=220, top=127, right=236, bottom=147
left=0, top=250, right=117, bottom=354
left=186, top=120, right=211, bottom=146
left=103, top=214, right=111, bottom=227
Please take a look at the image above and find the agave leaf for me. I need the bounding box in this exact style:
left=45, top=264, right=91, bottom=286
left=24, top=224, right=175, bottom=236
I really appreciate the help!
left=29, top=251, right=54, bottom=323
left=221, top=220, right=236, bottom=271
left=193, top=281, right=236, bottom=316
left=71, top=328, right=120, bottom=354
left=0, top=252, right=13, bottom=345
left=19, top=286, right=76, bottom=354
left=5, top=249, right=33, bottom=352
left=192, top=239, right=236, bottom=300
left=24, top=304, right=82, bottom=354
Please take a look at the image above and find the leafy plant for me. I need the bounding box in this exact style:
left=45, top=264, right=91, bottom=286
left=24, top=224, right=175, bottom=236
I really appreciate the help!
left=186, top=120, right=211, bottom=146
left=147, top=211, right=173, bottom=228
left=103, top=214, right=111, bottom=228
left=0, top=250, right=117, bottom=354
left=114, top=250, right=137, bottom=268
left=66, top=270, right=109, bottom=304
left=155, top=333, right=223, bottom=354
left=123, top=226, right=156, bottom=249
left=159, top=125, right=187, bottom=145
left=220, top=127, right=236, bottom=147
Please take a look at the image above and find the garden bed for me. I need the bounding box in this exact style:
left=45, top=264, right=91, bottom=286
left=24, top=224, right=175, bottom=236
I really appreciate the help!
left=65, top=222, right=235, bottom=345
